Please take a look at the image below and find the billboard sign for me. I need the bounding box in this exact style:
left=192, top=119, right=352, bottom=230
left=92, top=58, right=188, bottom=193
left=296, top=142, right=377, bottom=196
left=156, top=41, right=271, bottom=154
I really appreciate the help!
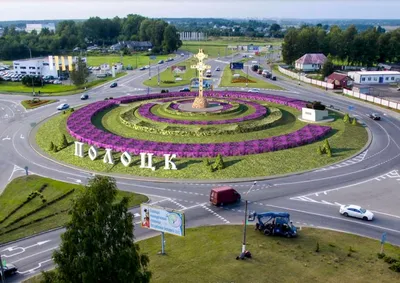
left=171, top=66, right=187, bottom=73
left=230, top=62, right=244, bottom=70
left=248, top=45, right=259, bottom=51
left=140, top=204, right=185, bottom=236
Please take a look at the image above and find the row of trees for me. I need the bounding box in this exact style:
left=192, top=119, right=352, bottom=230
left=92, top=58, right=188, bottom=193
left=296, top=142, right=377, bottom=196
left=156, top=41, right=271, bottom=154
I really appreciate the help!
left=282, top=25, right=400, bottom=66
left=0, top=14, right=182, bottom=60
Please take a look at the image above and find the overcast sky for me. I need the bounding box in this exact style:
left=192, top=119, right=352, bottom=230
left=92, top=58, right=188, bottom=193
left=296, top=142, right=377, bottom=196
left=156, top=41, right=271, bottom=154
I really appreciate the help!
left=1, top=0, right=399, bottom=21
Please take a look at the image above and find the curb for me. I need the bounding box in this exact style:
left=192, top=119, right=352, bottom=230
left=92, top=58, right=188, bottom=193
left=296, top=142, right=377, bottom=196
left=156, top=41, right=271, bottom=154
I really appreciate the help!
left=29, top=108, right=372, bottom=184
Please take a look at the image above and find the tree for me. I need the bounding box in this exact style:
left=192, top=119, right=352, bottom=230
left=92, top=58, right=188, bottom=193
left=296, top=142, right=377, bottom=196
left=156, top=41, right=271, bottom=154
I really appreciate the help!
left=43, top=176, right=151, bottom=283
left=282, top=28, right=299, bottom=64
left=70, top=57, right=89, bottom=87
left=59, top=134, right=68, bottom=149
left=321, top=55, right=335, bottom=77
left=163, top=25, right=181, bottom=53
left=214, top=154, right=225, bottom=171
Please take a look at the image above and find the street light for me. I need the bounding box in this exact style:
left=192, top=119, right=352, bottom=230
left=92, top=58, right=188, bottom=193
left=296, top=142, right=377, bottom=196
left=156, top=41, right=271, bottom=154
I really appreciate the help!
left=27, top=46, right=35, bottom=96
left=241, top=181, right=257, bottom=254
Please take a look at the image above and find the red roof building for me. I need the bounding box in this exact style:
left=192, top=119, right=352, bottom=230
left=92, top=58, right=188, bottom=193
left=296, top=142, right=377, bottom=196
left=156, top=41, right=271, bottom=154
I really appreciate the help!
left=327, top=72, right=353, bottom=89
left=295, top=53, right=327, bottom=72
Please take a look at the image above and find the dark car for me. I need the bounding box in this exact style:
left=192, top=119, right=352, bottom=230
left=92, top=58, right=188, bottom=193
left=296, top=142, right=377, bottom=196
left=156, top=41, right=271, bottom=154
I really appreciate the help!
left=110, top=82, right=118, bottom=88
left=139, top=66, right=146, bottom=71
left=179, top=88, right=190, bottom=92
left=271, top=76, right=277, bottom=81
left=80, top=94, right=89, bottom=100
left=368, top=113, right=381, bottom=120
left=0, top=263, right=18, bottom=279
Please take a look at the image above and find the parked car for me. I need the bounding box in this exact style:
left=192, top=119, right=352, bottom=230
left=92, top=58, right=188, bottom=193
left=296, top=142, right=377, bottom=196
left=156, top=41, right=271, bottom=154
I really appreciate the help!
left=80, top=94, right=89, bottom=100
left=0, top=263, right=18, bottom=279
left=139, top=66, right=146, bottom=71
left=158, top=60, right=164, bottom=64
left=180, top=53, right=185, bottom=57
left=271, top=76, right=277, bottom=81
left=179, top=88, right=190, bottom=92
left=257, top=69, right=263, bottom=74
left=339, top=204, right=374, bottom=221
left=248, top=88, right=261, bottom=93
left=368, top=113, right=381, bottom=120
left=53, top=80, right=62, bottom=85
left=210, top=186, right=241, bottom=206
left=110, top=82, right=118, bottom=88
left=215, top=66, right=221, bottom=71
left=57, top=103, right=69, bottom=110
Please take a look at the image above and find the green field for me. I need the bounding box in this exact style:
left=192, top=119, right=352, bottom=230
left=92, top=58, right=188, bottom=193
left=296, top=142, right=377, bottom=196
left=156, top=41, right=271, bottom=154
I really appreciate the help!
left=0, top=60, right=13, bottom=66
left=21, top=99, right=57, bottom=109
left=220, top=65, right=284, bottom=90
left=143, top=58, right=197, bottom=88
left=86, top=54, right=173, bottom=68
left=34, top=103, right=368, bottom=179
left=0, top=175, right=148, bottom=243
left=24, top=226, right=400, bottom=283
left=0, top=72, right=127, bottom=95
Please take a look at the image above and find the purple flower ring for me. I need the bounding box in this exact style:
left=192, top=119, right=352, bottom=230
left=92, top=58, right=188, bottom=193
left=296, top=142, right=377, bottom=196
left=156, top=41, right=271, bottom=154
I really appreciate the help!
left=66, top=91, right=331, bottom=158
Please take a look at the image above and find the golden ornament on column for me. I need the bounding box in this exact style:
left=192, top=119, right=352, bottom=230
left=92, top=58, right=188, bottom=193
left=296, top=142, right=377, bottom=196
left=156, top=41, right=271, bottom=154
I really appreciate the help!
left=191, top=49, right=211, bottom=109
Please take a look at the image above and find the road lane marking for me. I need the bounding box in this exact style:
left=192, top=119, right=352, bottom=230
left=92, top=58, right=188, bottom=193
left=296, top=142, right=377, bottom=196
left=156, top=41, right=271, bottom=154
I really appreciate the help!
left=17, top=259, right=53, bottom=274
left=10, top=246, right=58, bottom=264
left=201, top=205, right=230, bottom=224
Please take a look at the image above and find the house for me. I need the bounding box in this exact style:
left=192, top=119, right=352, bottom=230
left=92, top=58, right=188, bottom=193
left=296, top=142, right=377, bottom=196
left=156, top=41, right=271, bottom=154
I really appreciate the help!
left=125, top=41, right=153, bottom=51
left=347, top=71, right=400, bottom=84
left=295, top=53, right=327, bottom=71
left=378, top=63, right=400, bottom=72
left=326, top=72, right=353, bottom=89
left=110, top=43, right=124, bottom=51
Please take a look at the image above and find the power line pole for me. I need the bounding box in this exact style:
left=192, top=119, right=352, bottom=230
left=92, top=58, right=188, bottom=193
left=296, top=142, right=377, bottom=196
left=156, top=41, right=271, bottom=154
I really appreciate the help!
left=157, top=66, right=160, bottom=86
left=242, top=181, right=257, bottom=254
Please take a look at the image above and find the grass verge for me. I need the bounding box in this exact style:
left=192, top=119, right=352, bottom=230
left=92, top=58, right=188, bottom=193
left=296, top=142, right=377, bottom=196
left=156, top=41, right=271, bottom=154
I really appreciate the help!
left=143, top=58, right=197, bottom=88
left=86, top=54, right=173, bottom=68
left=24, top=226, right=400, bottom=283
left=21, top=99, right=57, bottom=110
left=220, top=65, right=284, bottom=90
left=0, top=72, right=127, bottom=96
left=34, top=104, right=367, bottom=179
left=0, top=175, right=148, bottom=243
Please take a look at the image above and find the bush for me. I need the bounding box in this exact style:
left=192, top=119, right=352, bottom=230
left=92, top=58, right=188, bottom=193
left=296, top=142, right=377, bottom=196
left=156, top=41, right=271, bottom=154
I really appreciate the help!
left=352, top=118, right=357, bottom=126
left=377, top=253, right=386, bottom=259
left=48, top=141, right=55, bottom=151
left=389, top=261, right=400, bottom=272
left=60, top=134, right=68, bottom=149
left=53, top=145, right=59, bottom=153
left=63, top=110, right=66, bottom=114
left=214, top=154, right=225, bottom=170
left=315, top=242, right=320, bottom=252
left=70, top=108, right=75, bottom=112
left=203, top=159, right=210, bottom=168
left=317, top=146, right=322, bottom=155
left=384, top=256, right=398, bottom=264
left=343, top=113, right=350, bottom=123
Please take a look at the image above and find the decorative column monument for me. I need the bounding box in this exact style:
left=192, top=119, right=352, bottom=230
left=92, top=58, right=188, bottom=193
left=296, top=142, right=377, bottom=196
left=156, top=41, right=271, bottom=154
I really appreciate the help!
left=191, top=49, right=211, bottom=109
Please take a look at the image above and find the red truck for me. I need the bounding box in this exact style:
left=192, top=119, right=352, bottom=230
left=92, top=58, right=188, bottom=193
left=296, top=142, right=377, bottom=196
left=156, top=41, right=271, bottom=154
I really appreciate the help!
left=210, top=186, right=241, bottom=206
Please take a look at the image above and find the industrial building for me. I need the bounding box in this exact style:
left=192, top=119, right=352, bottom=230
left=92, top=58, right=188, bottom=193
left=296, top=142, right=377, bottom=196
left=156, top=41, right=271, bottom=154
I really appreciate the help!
left=25, top=23, right=56, bottom=33
left=348, top=71, right=400, bottom=84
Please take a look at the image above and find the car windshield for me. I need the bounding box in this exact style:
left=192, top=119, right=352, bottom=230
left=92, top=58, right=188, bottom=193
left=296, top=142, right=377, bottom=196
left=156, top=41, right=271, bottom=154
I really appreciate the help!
left=360, top=208, right=367, bottom=213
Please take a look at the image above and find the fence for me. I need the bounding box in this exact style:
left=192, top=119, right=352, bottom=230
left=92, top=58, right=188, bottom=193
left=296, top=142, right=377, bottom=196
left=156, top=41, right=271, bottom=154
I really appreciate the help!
left=278, top=66, right=334, bottom=89
left=343, top=88, right=400, bottom=111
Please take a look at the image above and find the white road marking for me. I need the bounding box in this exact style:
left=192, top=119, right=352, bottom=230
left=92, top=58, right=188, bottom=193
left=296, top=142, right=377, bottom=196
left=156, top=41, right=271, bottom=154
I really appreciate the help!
left=2, top=136, right=11, bottom=141
left=17, top=259, right=53, bottom=274
left=20, top=134, right=24, bottom=139
left=66, top=177, right=82, bottom=184
left=10, top=246, right=58, bottom=264
left=201, top=205, right=230, bottom=224
left=7, top=164, right=26, bottom=181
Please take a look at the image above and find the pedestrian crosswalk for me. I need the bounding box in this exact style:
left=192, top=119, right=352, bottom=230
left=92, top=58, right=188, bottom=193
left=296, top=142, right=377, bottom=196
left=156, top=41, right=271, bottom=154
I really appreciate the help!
left=314, top=150, right=368, bottom=172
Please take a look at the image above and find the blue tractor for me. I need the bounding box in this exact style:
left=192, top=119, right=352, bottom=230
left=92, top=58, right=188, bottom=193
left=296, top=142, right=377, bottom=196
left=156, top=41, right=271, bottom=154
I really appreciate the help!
left=248, top=211, right=298, bottom=238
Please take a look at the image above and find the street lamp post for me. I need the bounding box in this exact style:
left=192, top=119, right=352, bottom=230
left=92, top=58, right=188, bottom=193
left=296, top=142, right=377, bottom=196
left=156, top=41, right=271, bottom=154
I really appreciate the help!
left=242, top=181, right=257, bottom=254
left=27, top=47, right=35, bottom=96
left=246, top=65, right=249, bottom=88
left=157, top=66, right=160, bottom=86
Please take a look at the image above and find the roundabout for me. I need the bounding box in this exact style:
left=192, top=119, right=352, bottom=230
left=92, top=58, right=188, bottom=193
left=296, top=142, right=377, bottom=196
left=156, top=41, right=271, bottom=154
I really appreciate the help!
left=34, top=90, right=367, bottom=179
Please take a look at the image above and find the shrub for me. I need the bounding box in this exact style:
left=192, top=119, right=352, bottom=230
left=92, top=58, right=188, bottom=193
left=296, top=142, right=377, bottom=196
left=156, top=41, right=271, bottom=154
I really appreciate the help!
left=214, top=154, right=225, bottom=170
left=389, top=261, right=400, bottom=272
left=315, top=242, right=320, bottom=252
left=317, top=146, right=322, bottom=155
left=48, top=141, right=55, bottom=151
left=63, top=110, right=66, bottom=114
left=343, top=113, right=350, bottom=123
left=377, top=253, right=386, bottom=259
left=60, top=134, right=68, bottom=149
left=352, top=118, right=357, bottom=126
left=70, top=108, right=75, bottom=112
left=203, top=159, right=210, bottom=168
left=53, top=145, right=59, bottom=153
left=384, top=256, right=398, bottom=264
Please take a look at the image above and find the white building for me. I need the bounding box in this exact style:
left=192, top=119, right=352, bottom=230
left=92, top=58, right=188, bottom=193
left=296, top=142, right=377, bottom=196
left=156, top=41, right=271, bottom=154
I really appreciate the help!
left=26, top=23, right=56, bottom=33
left=13, top=56, right=85, bottom=77
left=295, top=53, right=327, bottom=72
left=178, top=32, right=207, bottom=41
left=348, top=71, right=400, bottom=84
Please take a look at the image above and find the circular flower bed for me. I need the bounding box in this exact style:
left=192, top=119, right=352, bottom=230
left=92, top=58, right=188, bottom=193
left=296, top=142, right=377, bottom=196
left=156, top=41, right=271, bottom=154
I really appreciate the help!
left=66, top=91, right=331, bottom=158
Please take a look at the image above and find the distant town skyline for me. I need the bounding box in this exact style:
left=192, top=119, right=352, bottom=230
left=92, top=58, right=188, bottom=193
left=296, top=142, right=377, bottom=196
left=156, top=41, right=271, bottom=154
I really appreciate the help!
left=1, top=0, right=400, bottom=21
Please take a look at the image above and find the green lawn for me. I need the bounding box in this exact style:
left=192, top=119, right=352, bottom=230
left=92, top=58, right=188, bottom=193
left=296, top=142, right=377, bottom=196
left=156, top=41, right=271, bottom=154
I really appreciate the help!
left=34, top=104, right=368, bottom=179
left=0, top=175, right=148, bottom=243
left=86, top=54, right=172, bottom=68
left=220, top=65, right=284, bottom=90
left=143, top=58, right=198, bottom=88
left=24, top=226, right=400, bottom=283
left=21, top=99, right=57, bottom=109
left=0, top=60, right=13, bottom=66
left=0, top=72, right=127, bottom=96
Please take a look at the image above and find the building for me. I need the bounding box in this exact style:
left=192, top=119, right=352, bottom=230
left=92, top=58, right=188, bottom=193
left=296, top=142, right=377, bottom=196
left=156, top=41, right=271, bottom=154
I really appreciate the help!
left=178, top=32, right=207, bottom=41
left=347, top=71, right=400, bottom=85
left=25, top=23, right=56, bottom=33
left=13, top=56, right=85, bottom=77
left=378, top=63, right=400, bottom=72
left=326, top=72, right=353, bottom=89
left=295, top=53, right=327, bottom=71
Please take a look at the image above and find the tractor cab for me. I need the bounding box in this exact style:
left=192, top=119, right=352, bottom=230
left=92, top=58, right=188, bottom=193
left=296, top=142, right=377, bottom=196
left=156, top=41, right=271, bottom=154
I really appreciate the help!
left=248, top=211, right=297, bottom=238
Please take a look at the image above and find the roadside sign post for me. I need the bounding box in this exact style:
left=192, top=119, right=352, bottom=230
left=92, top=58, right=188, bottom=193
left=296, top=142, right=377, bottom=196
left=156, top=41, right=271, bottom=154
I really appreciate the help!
left=246, top=65, right=249, bottom=88
left=161, top=232, right=165, bottom=255
left=241, top=181, right=257, bottom=255
left=24, top=166, right=28, bottom=176
left=380, top=232, right=387, bottom=254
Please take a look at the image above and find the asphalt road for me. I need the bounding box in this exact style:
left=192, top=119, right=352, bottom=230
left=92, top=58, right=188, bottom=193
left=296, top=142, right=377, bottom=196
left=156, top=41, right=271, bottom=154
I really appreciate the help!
left=1, top=51, right=400, bottom=282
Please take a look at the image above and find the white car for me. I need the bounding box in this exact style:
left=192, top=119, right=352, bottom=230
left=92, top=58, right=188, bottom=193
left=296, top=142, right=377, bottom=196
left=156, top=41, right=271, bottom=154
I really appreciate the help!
left=339, top=204, right=374, bottom=221
left=57, top=103, right=70, bottom=110
left=248, top=88, right=261, bottom=93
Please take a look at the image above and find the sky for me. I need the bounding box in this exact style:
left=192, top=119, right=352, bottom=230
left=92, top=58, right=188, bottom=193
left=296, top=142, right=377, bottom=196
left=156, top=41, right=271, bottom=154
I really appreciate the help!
left=0, top=0, right=399, bottom=21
